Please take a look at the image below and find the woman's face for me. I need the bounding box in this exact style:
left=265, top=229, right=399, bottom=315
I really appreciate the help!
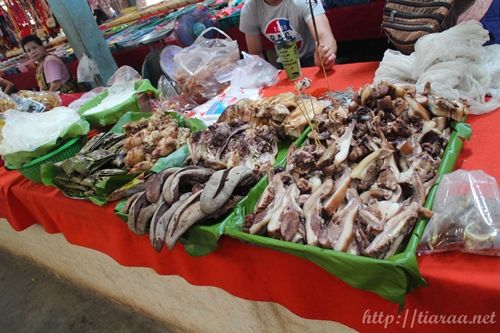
left=24, top=41, right=46, bottom=62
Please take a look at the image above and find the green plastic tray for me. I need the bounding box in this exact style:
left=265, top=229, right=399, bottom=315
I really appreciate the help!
left=10, top=136, right=86, bottom=183
left=183, top=122, right=472, bottom=306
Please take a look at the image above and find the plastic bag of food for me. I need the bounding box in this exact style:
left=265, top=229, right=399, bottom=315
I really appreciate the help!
left=157, top=75, right=198, bottom=112
left=419, top=170, right=500, bottom=256
left=0, top=91, right=17, bottom=114
left=16, top=90, right=61, bottom=110
left=77, top=53, right=100, bottom=83
left=229, top=52, right=279, bottom=90
left=11, top=95, right=45, bottom=113
left=173, top=27, right=240, bottom=104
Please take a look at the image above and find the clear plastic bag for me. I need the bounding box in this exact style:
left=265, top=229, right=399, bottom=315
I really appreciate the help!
left=419, top=170, right=500, bottom=256
left=157, top=75, right=198, bottom=112
left=77, top=54, right=100, bottom=83
left=229, top=52, right=279, bottom=90
left=15, top=90, right=61, bottom=111
left=107, top=65, right=141, bottom=86
left=173, top=27, right=240, bottom=104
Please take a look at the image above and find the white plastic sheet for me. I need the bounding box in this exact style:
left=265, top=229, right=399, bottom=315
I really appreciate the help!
left=0, top=107, right=81, bottom=155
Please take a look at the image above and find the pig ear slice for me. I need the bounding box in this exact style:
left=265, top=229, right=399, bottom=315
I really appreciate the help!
left=150, top=192, right=192, bottom=252
left=200, top=166, right=254, bottom=215
left=165, top=192, right=207, bottom=250
left=145, top=167, right=181, bottom=203
left=323, top=167, right=352, bottom=216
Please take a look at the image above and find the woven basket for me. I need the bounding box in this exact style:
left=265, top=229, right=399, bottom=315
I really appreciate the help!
left=11, top=136, right=86, bottom=183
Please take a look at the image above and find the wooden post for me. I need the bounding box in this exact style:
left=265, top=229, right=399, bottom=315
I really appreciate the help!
left=47, top=0, right=118, bottom=85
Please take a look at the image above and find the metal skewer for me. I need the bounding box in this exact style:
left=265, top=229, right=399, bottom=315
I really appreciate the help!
left=307, top=0, right=331, bottom=91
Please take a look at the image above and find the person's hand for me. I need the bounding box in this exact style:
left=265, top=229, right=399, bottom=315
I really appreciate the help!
left=314, top=44, right=336, bottom=71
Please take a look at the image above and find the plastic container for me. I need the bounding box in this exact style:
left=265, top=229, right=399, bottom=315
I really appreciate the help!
left=7, top=136, right=86, bottom=183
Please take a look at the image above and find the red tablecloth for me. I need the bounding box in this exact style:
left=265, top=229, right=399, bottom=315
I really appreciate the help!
left=1, top=62, right=499, bottom=333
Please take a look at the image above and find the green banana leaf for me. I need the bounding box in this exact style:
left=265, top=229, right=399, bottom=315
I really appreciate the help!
left=78, top=79, right=158, bottom=127
left=109, top=110, right=152, bottom=133
left=182, top=128, right=312, bottom=256
left=187, top=122, right=471, bottom=306
left=3, top=119, right=90, bottom=169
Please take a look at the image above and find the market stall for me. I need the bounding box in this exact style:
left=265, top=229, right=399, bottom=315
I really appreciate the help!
left=0, top=62, right=499, bottom=333
left=5, top=45, right=151, bottom=91
left=0, top=0, right=385, bottom=90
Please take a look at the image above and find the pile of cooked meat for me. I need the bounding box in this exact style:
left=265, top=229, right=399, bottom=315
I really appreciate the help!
left=117, top=92, right=328, bottom=249
left=244, top=82, right=468, bottom=259
left=123, top=165, right=257, bottom=251
left=123, top=110, right=191, bottom=173
left=187, top=93, right=325, bottom=174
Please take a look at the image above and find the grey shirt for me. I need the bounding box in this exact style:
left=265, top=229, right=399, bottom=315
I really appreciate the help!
left=239, top=0, right=325, bottom=60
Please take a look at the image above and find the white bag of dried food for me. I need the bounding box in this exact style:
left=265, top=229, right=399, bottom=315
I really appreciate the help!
left=0, top=107, right=81, bottom=155
left=375, top=21, right=500, bottom=114
left=419, top=170, right=500, bottom=256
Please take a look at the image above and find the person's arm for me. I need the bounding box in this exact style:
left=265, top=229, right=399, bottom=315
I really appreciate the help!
left=245, top=33, right=265, bottom=58
left=0, top=77, right=15, bottom=94
left=240, top=1, right=265, bottom=57
left=43, top=55, right=69, bottom=92
left=306, top=14, right=337, bottom=70
left=49, top=80, right=62, bottom=92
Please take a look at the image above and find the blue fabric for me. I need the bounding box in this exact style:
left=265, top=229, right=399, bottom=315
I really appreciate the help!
left=481, top=0, right=500, bottom=44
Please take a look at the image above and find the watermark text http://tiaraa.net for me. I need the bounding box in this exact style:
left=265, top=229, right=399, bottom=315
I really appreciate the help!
left=362, top=309, right=496, bottom=329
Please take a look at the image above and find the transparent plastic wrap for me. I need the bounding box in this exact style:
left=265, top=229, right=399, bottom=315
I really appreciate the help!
left=0, top=107, right=84, bottom=156
left=229, top=52, right=279, bottom=90
left=419, top=170, right=500, bottom=256
left=68, top=87, right=107, bottom=110
left=80, top=66, right=142, bottom=118
left=107, top=65, right=142, bottom=86
left=157, top=75, right=198, bottom=112
left=14, top=90, right=61, bottom=111
left=77, top=54, right=100, bottom=83
left=173, top=27, right=239, bottom=104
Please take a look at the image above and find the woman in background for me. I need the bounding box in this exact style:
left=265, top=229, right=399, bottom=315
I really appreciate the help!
left=21, top=35, right=77, bottom=93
